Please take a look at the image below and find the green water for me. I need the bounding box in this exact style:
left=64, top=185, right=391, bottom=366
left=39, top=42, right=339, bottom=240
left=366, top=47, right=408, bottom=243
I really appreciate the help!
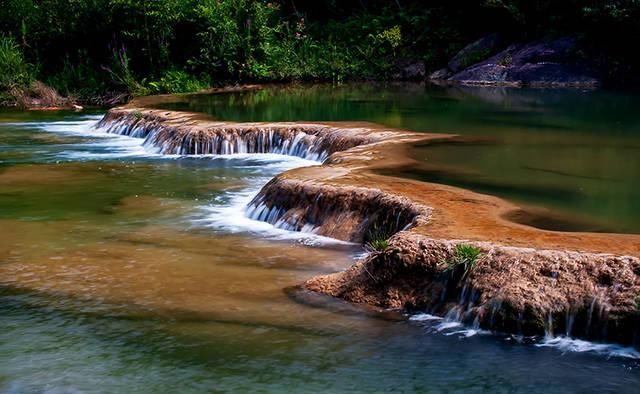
left=161, top=84, right=640, bottom=233
left=1, top=91, right=640, bottom=393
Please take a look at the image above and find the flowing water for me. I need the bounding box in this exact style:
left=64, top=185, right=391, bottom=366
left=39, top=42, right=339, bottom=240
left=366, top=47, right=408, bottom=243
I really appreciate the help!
left=1, top=87, right=639, bottom=393
left=161, top=83, right=640, bottom=233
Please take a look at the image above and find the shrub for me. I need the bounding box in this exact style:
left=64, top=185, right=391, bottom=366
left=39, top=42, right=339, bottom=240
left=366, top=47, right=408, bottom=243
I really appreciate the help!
left=147, top=70, right=209, bottom=94
left=46, top=53, right=106, bottom=98
left=373, top=25, right=402, bottom=57
left=101, top=45, right=147, bottom=96
left=0, top=36, right=32, bottom=89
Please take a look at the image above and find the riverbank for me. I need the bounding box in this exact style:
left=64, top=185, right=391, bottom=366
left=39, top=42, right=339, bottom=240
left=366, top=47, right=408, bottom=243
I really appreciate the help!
left=98, top=104, right=640, bottom=347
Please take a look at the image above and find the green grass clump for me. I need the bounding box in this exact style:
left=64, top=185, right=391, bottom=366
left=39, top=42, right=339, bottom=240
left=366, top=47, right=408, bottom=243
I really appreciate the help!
left=365, top=224, right=391, bottom=252
left=445, top=243, right=483, bottom=280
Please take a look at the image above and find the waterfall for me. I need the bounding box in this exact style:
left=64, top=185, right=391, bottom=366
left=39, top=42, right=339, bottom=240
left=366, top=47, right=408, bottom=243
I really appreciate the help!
left=98, top=118, right=329, bottom=160
left=95, top=110, right=384, bottom=162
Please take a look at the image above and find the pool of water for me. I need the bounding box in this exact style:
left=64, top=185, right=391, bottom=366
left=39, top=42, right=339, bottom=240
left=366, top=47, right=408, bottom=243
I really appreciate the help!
left=1, top=101, right=639, bottom=392
left=160, top=83, right=640, bottom=233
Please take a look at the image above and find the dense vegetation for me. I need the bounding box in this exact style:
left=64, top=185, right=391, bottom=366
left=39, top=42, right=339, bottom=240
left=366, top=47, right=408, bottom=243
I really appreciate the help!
left=1, top=1, right=639, bottom=104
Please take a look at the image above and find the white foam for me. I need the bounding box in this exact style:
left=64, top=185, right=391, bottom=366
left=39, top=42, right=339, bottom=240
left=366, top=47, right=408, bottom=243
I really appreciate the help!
left=194, top=155, right=350, bottom=246
left=444, top=328, right=486, bottom=338
left=409, top=313, right=442, bottom=322
left=30, top=114, right=345, bottom=244
left=13, top=116, right=157, bottom=161
left=536, top=336, right=640, bottom=359
left=435, top=321, right=464, bottom=331
left=409, top=312, right=640, bottom=359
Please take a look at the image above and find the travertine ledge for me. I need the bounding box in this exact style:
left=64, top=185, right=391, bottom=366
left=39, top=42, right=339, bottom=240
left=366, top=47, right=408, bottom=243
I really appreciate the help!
left=98, top=104, right=640, bottom=346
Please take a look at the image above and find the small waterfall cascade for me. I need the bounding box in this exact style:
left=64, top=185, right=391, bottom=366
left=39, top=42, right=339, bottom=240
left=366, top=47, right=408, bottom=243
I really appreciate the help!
left=410, top=272, right=639, bottom=348
left=245, top=195, right=320, bottom=234
left=412, top=282, right=640, bottom=357
left=95, top=110, right=378, bottom=162
left=243, top=178, right=429, bottom=243
left=95, top=109, right=427, bottom=243
left=374, top=238, right=640, bottom=350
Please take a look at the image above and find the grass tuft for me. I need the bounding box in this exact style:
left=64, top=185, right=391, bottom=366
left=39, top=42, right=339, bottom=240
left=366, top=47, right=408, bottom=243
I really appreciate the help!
left=445, top=243, right=483, bottom=280
left=364, top=224, right=391, bottom=252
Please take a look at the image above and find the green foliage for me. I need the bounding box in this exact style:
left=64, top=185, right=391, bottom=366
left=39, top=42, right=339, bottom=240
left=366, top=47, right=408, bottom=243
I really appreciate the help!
left=373, top=25, right=402, bottom=55
left=46, top=53, right=106, bottom=98
left=445, top=244, right=483, bottom=280
left=147, top=70, right=209, bottom=94
left=193, top=0, right=280, bottom=79
left=0, top=35, right=32, bottom=89
left=2, top=0, right=640, bottom=100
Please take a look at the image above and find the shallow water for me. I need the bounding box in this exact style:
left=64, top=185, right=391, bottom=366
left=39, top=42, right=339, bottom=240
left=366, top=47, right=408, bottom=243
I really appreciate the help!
left=1, top=103, right=639, bottom=393
left=160, top=84, right=640, bottom=233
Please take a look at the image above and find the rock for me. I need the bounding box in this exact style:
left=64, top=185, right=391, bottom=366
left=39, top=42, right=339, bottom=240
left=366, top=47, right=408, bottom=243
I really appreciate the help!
left=306, top=234, right=640, bottom=345
left=447, top=33, right=505, bottom=73
left=448, top=37, right=600, bottom=87
left=429, top=68, right=450, bottom=80
left=429, top=33, right=505, bottom=80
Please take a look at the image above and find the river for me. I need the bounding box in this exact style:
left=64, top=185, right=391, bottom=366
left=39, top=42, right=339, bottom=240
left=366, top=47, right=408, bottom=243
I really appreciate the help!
left=1, top=84, right=639, bottom=393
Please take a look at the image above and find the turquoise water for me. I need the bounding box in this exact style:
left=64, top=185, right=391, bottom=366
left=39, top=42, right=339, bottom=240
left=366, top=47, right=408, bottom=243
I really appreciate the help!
left=1, top=92, right=640, bottom=393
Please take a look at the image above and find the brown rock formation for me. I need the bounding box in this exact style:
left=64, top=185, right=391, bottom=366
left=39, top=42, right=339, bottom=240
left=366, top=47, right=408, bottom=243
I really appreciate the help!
left=97, top=104, right=640, bottom=346
left=306, top=234, right=640, bottom=344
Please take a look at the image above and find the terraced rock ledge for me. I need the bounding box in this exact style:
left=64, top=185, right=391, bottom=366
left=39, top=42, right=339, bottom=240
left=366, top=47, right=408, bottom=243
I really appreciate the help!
left=99, top=106, right=640, bottom=347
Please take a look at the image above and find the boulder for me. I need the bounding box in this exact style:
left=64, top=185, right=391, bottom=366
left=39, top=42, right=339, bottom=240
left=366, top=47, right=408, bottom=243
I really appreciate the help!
left=429, top=33, right=505, bottom=80
left=448, top=37, right=600, bottom=87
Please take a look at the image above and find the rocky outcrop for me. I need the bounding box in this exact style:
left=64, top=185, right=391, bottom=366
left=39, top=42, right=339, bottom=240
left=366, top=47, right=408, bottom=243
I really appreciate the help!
left=306, top=233, right=640, bottom=345
left=430, top=33, right=505, bottom=80
left=432, top=36, right=600, bottom=87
